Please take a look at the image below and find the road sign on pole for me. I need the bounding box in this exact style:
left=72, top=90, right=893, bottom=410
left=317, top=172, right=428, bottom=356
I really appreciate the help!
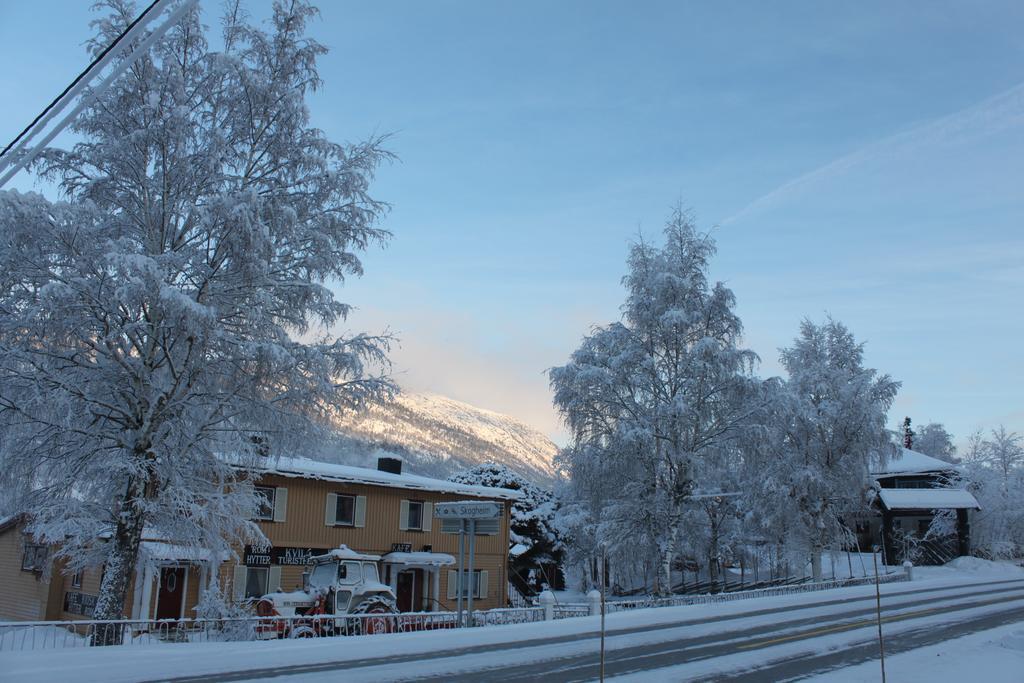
left=434, top=501, right=502, bottom=520
left=437, top=502, right=503, bottom=626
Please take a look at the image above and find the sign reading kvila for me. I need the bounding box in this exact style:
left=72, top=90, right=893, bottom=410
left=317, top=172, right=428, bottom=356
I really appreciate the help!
left=433, top=501, right=503, bottom=520
left=244, top=545, right=329, bottom=567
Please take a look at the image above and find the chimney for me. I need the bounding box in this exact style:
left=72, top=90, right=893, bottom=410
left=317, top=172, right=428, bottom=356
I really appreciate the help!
left=377, top=456, right=402, bottom=475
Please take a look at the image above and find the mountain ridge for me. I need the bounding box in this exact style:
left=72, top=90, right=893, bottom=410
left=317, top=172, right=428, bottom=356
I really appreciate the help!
left=322, top=391, right=559, bottom=485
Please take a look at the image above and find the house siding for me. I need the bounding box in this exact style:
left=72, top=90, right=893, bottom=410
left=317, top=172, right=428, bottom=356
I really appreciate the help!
left=224, top=474, right=511, bottom=611
left=0, top=468, right=514, bottom=622
left=0, top=521, right=54, bottom=621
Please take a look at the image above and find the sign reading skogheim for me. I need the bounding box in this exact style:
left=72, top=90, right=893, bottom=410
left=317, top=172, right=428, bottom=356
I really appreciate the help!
left=433, top=501, right=503, bottom=519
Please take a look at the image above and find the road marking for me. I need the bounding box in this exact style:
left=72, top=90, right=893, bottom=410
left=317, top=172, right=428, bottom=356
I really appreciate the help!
left=736, top=603, right=987, bottom=650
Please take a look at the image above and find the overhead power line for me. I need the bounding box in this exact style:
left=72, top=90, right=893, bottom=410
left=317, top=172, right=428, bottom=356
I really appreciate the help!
left=0, top=0, right=198, bottom=189
left=0, top=0, right=165, bottom=163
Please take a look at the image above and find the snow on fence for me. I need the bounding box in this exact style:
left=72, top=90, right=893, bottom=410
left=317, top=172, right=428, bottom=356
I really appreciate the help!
left=0, top=571, right=908, bottom=652
left=471, top=607, right=545, bottom=627
left=0, top=612, right=459, bottom=651
left=597, top=571, right=909, bottom=614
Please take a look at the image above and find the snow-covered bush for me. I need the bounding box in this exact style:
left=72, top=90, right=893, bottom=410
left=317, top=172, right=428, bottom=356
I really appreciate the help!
left=449, top=463, right=564, bottom=592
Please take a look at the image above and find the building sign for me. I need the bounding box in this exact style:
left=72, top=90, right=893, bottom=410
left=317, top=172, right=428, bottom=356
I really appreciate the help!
left=243, top=545, right=329, bottom=567
left=434, top=501, right=503, bottom=520
left=64, top=591, right=97, bottom=617
left=391, top=543, right=413, bottom=553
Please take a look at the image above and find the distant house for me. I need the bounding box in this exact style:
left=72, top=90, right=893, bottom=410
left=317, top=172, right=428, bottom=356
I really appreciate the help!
left=853, top=449, right=980, bottom=565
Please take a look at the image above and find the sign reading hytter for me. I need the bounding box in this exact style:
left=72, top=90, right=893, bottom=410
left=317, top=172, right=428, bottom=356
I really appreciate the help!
left=433, top=500, right=503, bottom=519
left=244, top=545, right=329, bottom=567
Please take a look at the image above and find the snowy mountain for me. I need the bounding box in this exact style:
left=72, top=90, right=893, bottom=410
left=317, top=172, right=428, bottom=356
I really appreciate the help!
left=323, top=392, right=559, bottom=485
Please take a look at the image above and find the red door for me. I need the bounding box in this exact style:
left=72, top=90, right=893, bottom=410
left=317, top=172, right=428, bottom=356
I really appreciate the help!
left=156, top=567, right=185, bottom=620
left=396, top=569, right=422, bottom=612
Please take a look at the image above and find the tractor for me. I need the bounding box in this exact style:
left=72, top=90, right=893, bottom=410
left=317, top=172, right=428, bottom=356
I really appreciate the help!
left=252, top=545, right=400, bottom=638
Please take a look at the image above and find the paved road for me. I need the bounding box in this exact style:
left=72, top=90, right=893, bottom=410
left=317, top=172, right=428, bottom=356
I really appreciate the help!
left=151, top=578, right=1024, bottom=682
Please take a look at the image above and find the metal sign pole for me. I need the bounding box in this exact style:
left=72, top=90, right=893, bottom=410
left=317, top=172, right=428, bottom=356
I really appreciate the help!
left=456, top=520, right=465, bottom=627
left=466, top=518, right=477, bottom=626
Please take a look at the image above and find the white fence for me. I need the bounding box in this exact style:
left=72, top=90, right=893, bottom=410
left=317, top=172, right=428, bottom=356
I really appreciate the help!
left=0, top=571, right=907, bottom=652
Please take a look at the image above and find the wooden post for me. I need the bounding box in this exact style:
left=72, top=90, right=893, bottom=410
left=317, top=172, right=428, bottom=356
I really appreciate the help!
left=956, top=509, right=970, bottom=557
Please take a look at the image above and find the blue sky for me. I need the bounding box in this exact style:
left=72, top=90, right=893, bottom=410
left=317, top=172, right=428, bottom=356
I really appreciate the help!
left=1, top=1, right=1022, bottom=447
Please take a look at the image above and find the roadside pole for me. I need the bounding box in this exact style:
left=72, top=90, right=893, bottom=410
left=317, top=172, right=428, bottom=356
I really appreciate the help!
left=466, top=518, right=477, bottom=625
left=873, top=547, right=887, bottom=683
left=600, top=544, right=607, bottom=683
left=456, top=521, right=465, bottom=627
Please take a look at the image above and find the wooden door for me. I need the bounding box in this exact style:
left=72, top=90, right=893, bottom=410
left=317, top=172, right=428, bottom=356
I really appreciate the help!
left=156, top=567, right=185, bottom=620
left=396, top=569, right=421, bottom=612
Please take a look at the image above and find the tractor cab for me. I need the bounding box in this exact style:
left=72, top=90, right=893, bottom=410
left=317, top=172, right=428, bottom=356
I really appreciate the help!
left=301, top=546, right=396, bottom=616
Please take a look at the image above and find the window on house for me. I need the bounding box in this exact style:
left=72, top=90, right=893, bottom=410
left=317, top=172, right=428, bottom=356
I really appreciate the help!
left=457, top=570, right=484, bottom=598
left=21, top=543, right=48, bottom=572
left=335, top=494, right=356, bottom=526
left=407, top=501, right=424, bottom=531
left=71, top=569, right=84, bottom=588
left=245, top=567, right=269, bottom=599
left=254, top=486, right=276, bottom=521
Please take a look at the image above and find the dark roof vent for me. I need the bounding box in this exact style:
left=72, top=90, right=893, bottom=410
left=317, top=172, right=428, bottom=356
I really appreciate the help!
left=377, top=456, right=402, bottom=475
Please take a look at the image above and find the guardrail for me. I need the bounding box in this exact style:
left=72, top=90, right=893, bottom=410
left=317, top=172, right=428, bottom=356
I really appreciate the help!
left=0, top=572, right=908, bottom=652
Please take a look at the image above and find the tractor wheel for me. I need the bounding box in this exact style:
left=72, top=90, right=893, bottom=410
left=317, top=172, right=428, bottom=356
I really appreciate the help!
left=289, top=625, right=318, bottom=639
left=347, top=596, right=400, bottom=635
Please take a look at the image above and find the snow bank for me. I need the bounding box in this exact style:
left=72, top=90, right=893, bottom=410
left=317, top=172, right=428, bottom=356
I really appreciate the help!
left=814, top=623, right=1024, bottom=682
left=0, top=625, right=87, bottom=651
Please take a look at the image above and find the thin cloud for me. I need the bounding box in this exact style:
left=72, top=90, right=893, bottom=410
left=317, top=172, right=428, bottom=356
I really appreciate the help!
left=724, top=81, right=1024, bottom=225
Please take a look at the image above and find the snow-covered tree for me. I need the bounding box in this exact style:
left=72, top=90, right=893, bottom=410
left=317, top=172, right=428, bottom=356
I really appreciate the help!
left=960, top=426, right=1024, bottom=557
left=753, top=318, right=899, bottom=581
left=449, top=463, right=564, bottom=592
left=550, top=208, right=761, bottom=594
left=914, top=422, right=959, bottom=464
left=983, top=426, right=1023, bottom=480
left=902, top=417, right=914, bottom=450
left=0, top=0, right=392, bottom=632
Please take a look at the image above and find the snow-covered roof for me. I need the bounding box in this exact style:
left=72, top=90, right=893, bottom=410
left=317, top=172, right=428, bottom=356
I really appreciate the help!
left=509, top=543, right=530, bottom=558
left=311, top=545, right=381, bottom=563
left=873, top=448, right=957, bottom=476
left=140, top=541, right=225, bottom=563
left=877, top=488, right=980, bottom=511
left=382, top=551, right=455, bottom=567
left=238, top=455, right=521, bottom=500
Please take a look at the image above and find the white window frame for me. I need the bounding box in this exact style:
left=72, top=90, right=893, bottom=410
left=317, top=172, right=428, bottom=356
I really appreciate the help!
left=406, top=500, right=424, bottom=531
left=254, top=486, right=276, bottom=521
left=244, top=566, right=269, bottom=599
left=71, top=569, right=84, bottom=588
left=447, top=569, right=488, bottom=599
left=21, top=542, right=47, bottom=572
left=334, top=493, right=356, bottom=526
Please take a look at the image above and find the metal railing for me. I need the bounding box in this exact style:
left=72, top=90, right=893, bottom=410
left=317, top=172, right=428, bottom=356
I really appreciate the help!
left=471, top=607, right=545, bottom=626
left=0, top=611, right=460, bottom=651
left=597, top=571, right=909, bottom=614
left=0, top=572, right=908, bottom=652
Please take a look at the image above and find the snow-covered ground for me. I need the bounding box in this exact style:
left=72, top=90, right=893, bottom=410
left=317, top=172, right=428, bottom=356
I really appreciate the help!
left=815, top=622, right=1024, bottom=682
left=4, top=558, right=1023, bottom=682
